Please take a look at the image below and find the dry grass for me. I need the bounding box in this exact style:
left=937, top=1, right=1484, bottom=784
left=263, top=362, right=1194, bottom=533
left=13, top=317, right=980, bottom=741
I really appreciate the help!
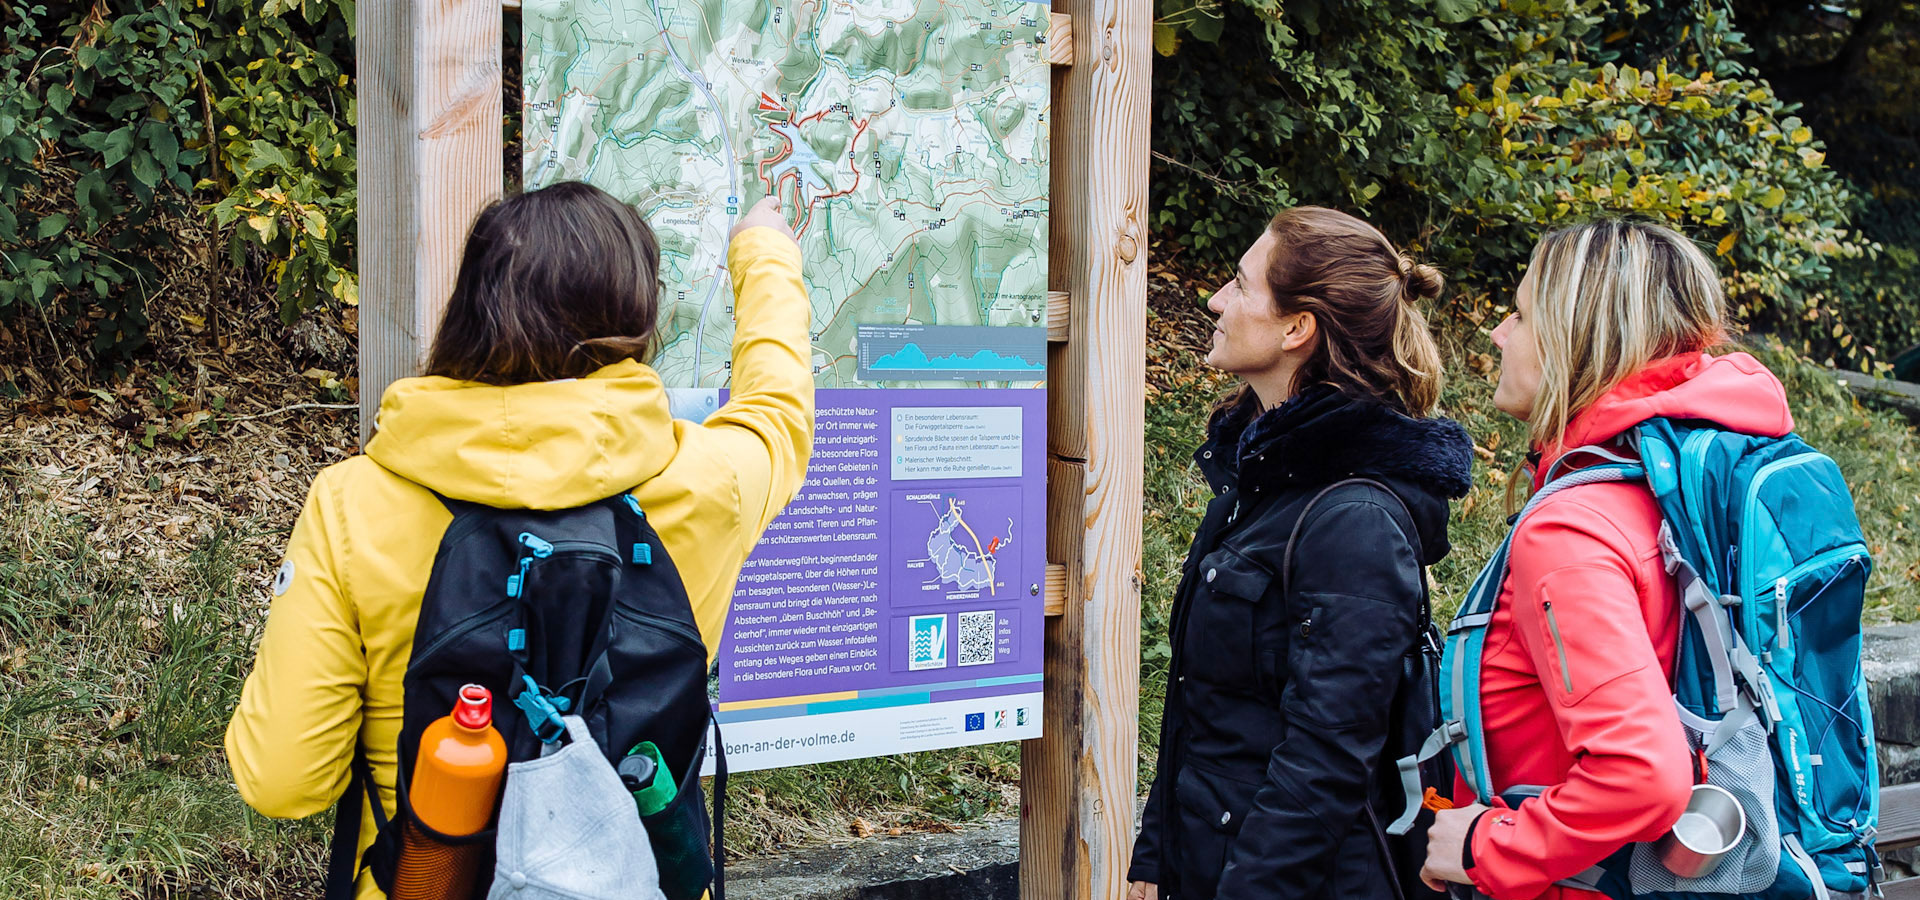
left=0, top=413, right=356, bottom=897
left=0, top=224, right=358, bottom=897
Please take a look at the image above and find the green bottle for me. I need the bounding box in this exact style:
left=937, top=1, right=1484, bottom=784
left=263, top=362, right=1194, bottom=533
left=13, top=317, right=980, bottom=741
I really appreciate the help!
left=617, top=741, right=677, bottom=815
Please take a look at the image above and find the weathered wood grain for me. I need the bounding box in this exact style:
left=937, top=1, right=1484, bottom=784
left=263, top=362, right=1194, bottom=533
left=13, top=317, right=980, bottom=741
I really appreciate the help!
left=357, top=0, right=504, bottom=444
left=1044, top=562, right=1069, bottom=616
left=1882, top=781, right=1920, bottom=850
left=1022, top=0, right=1151, bottom=891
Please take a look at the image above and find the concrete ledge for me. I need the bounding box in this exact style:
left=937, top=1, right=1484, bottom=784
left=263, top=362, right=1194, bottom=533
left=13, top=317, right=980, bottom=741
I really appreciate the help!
left=1867, top=624, right=1920, bottom=755
left=1866, top=624, right=1920, bottom=878
left=1831, top=369, right=1920, bottom=427
left=726, top=818, right=1018, bottom=900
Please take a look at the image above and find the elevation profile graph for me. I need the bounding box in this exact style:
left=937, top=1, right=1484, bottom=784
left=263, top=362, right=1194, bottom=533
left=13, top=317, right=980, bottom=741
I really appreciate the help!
left=856, top=325, right=1047, bottom=382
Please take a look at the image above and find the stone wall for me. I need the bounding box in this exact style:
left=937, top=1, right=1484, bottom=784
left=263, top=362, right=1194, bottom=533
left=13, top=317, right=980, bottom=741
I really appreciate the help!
left=1866, top=623, right=1920, bottom=879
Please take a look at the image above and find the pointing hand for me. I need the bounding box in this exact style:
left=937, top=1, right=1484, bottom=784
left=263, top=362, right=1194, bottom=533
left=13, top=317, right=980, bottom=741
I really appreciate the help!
left=731, top=194, right=797, bottom=244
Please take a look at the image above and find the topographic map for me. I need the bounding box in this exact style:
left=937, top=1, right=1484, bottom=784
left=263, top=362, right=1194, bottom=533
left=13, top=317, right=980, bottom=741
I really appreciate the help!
left=521, top=0, right=1052, bottom=389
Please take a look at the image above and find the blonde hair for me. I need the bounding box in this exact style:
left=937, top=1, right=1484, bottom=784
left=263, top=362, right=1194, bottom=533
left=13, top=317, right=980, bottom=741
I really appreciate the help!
left=1216, top=207, right=1447, bottom=417
left=1523, top=219, right=1731, bottom=454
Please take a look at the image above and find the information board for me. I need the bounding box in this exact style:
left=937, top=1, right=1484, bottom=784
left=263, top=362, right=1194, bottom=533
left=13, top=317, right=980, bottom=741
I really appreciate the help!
left=523, top=0, right=1050, bottom=770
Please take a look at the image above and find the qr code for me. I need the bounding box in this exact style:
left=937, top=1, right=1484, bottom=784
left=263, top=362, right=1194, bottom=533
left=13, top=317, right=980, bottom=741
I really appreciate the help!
left=958, top=610, right=996, bottom=667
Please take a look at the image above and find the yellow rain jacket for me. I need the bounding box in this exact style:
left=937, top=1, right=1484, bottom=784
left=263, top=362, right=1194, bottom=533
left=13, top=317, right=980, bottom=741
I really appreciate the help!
left=224, top=227, right=812, bottom=899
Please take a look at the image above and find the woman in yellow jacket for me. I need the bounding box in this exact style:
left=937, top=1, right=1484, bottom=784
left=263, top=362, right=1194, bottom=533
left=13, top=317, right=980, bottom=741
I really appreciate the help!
left=224, top=182, right=814, bottom=898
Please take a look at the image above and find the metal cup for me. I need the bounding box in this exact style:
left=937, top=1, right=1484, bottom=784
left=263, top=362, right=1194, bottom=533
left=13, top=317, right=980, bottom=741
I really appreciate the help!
left=1654, top=782, right=1747, bottom=879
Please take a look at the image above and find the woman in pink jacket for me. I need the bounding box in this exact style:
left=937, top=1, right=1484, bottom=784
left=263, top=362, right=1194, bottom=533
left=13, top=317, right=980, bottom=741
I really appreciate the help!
left=1417, top=220, right=1797, bottom=899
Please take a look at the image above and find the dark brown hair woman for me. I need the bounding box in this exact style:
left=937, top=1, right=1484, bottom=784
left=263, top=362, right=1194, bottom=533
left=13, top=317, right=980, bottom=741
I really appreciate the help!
left=1127, top=207, right=1473, bottom=900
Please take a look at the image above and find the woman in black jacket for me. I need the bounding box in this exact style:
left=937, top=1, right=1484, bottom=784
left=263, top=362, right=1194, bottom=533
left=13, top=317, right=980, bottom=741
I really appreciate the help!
left=1128, top=207, right=1475, bottom=900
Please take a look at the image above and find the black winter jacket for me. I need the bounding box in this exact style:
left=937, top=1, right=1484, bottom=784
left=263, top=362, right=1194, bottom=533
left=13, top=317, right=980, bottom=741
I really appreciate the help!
left=1129, top=385, right=1474, bottom=900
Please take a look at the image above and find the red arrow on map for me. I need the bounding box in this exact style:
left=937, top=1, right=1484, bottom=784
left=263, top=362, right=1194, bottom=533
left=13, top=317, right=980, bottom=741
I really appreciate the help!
left=758, top=92, right=784, bottom=111
left=987, top=537, right=1002, bottom=555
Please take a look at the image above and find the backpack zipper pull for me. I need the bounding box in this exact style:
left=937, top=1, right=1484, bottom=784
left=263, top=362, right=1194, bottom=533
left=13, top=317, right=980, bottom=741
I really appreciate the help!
left=519, top=532, right=554, bottom=558
left=1776, top=576, right=1790, bottom=650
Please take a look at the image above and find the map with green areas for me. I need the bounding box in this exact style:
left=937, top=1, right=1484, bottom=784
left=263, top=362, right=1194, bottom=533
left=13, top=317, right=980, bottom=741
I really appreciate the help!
left=522, top=0, right=1051, bottom=389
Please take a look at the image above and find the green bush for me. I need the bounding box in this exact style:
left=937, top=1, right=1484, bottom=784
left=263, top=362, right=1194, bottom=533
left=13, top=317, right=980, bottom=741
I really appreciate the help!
left=1151, top=0, right=1893, bottom=369
left=199, top=0, right=357, bottom=318
left=0, top=1, right=355, bottom=369
left=1727, top=0, right=1920, bottom=369
left=0, top=3, right=209, bottom=359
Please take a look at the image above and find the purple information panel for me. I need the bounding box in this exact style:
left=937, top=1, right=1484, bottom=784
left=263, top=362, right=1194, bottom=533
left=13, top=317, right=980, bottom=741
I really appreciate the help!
left=677, top=388, right=1046, bottom=771
left=525, top=0, right=1053, bottom=774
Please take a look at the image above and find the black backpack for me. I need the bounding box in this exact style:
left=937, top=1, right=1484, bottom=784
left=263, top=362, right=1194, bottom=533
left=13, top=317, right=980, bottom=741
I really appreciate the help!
left=323, top=490, right=725, bottom=900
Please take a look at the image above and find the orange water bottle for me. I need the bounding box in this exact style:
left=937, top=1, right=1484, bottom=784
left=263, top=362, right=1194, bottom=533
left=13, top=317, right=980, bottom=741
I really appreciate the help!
left=392, top=684, right=507, bottom=900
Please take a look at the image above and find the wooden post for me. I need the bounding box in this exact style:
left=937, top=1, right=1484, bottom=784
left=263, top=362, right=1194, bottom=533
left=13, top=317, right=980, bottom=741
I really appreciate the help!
left=1022, top=0, right=1151, bottom=894
left=356, top=0, right=504, bottom=444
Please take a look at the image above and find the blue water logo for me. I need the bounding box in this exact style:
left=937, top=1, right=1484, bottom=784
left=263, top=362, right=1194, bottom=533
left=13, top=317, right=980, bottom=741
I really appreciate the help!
left=908, top=614, right=948, bottom=671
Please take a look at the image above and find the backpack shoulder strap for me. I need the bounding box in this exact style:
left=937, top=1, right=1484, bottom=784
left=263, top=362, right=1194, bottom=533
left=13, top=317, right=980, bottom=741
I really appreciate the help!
left=1280, top=477, right=1426, bottom=607
left=323, top=750, right=386, bottom=900
left=1398, top=461, right=1647, bottom=809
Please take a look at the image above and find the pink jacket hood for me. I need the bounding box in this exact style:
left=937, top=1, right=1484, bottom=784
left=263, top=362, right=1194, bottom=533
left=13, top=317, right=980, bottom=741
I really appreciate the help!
left=1536, top=351, right=1794, bottom=488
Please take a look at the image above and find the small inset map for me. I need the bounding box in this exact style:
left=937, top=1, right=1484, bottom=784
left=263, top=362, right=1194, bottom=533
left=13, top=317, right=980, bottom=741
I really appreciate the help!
left=894, top=487, right=1019, bottom=603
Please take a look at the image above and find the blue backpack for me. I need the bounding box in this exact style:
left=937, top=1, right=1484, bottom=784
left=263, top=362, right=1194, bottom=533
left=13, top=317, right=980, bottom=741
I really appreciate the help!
left=1391, top=418, right=1881, bottom=899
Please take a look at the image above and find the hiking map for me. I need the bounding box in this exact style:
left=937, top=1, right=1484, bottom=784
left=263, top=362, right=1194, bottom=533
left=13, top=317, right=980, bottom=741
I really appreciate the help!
left=522, top=0, right=1050, bottom=769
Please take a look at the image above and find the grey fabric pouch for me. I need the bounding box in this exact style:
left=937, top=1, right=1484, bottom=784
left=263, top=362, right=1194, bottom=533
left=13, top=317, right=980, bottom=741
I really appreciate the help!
left=488, top=715, right=666, bottom=900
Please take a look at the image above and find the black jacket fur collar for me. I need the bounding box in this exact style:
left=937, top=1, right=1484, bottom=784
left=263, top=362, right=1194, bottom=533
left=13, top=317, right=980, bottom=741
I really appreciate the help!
left=1199, top=384, right=1475, bottom=499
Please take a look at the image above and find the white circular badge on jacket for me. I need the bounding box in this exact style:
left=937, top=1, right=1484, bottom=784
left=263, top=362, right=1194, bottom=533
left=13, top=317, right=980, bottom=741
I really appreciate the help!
left=273, top=561, right=295, bottom=596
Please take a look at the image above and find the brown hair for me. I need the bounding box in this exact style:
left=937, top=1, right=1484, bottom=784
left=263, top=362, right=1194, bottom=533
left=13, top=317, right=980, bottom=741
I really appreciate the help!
left=424, top=181, right=662, bottom=386
left=1218, top=206, right=1446, bottom=416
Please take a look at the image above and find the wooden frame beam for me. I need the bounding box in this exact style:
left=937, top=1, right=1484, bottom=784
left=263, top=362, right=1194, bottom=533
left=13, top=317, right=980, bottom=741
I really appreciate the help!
left=1047, top=291, right=1071, bottom=342
left=1046, top=13, right=1074, bottom=67
left=1022, top=0, right=1150, bottom=892
left=356, top=0, right=504, bottom=444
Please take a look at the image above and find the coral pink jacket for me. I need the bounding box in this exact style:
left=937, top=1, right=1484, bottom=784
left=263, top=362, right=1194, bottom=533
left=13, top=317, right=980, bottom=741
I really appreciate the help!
left=1459, top=352, right=1795, bottom=900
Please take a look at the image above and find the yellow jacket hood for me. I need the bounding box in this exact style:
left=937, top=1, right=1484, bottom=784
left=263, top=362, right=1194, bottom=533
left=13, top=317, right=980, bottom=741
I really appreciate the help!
left=365, top=360, right=679, bottom=510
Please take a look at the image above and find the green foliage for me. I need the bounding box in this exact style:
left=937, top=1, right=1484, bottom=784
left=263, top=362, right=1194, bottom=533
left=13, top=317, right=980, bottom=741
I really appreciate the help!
left=1149, top=0, right=1464, bottom=258
left=1727, top=0, right=1920, bottom=369
left=0, top=1, right=355, bottom=370
left=1151, top=0, right=1889, bottom=363
left=198, top=0, right=357, bottom=319
left=1443, top=0, right=1870, bottom=334
left=0, top=2, right=209, bottom=359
